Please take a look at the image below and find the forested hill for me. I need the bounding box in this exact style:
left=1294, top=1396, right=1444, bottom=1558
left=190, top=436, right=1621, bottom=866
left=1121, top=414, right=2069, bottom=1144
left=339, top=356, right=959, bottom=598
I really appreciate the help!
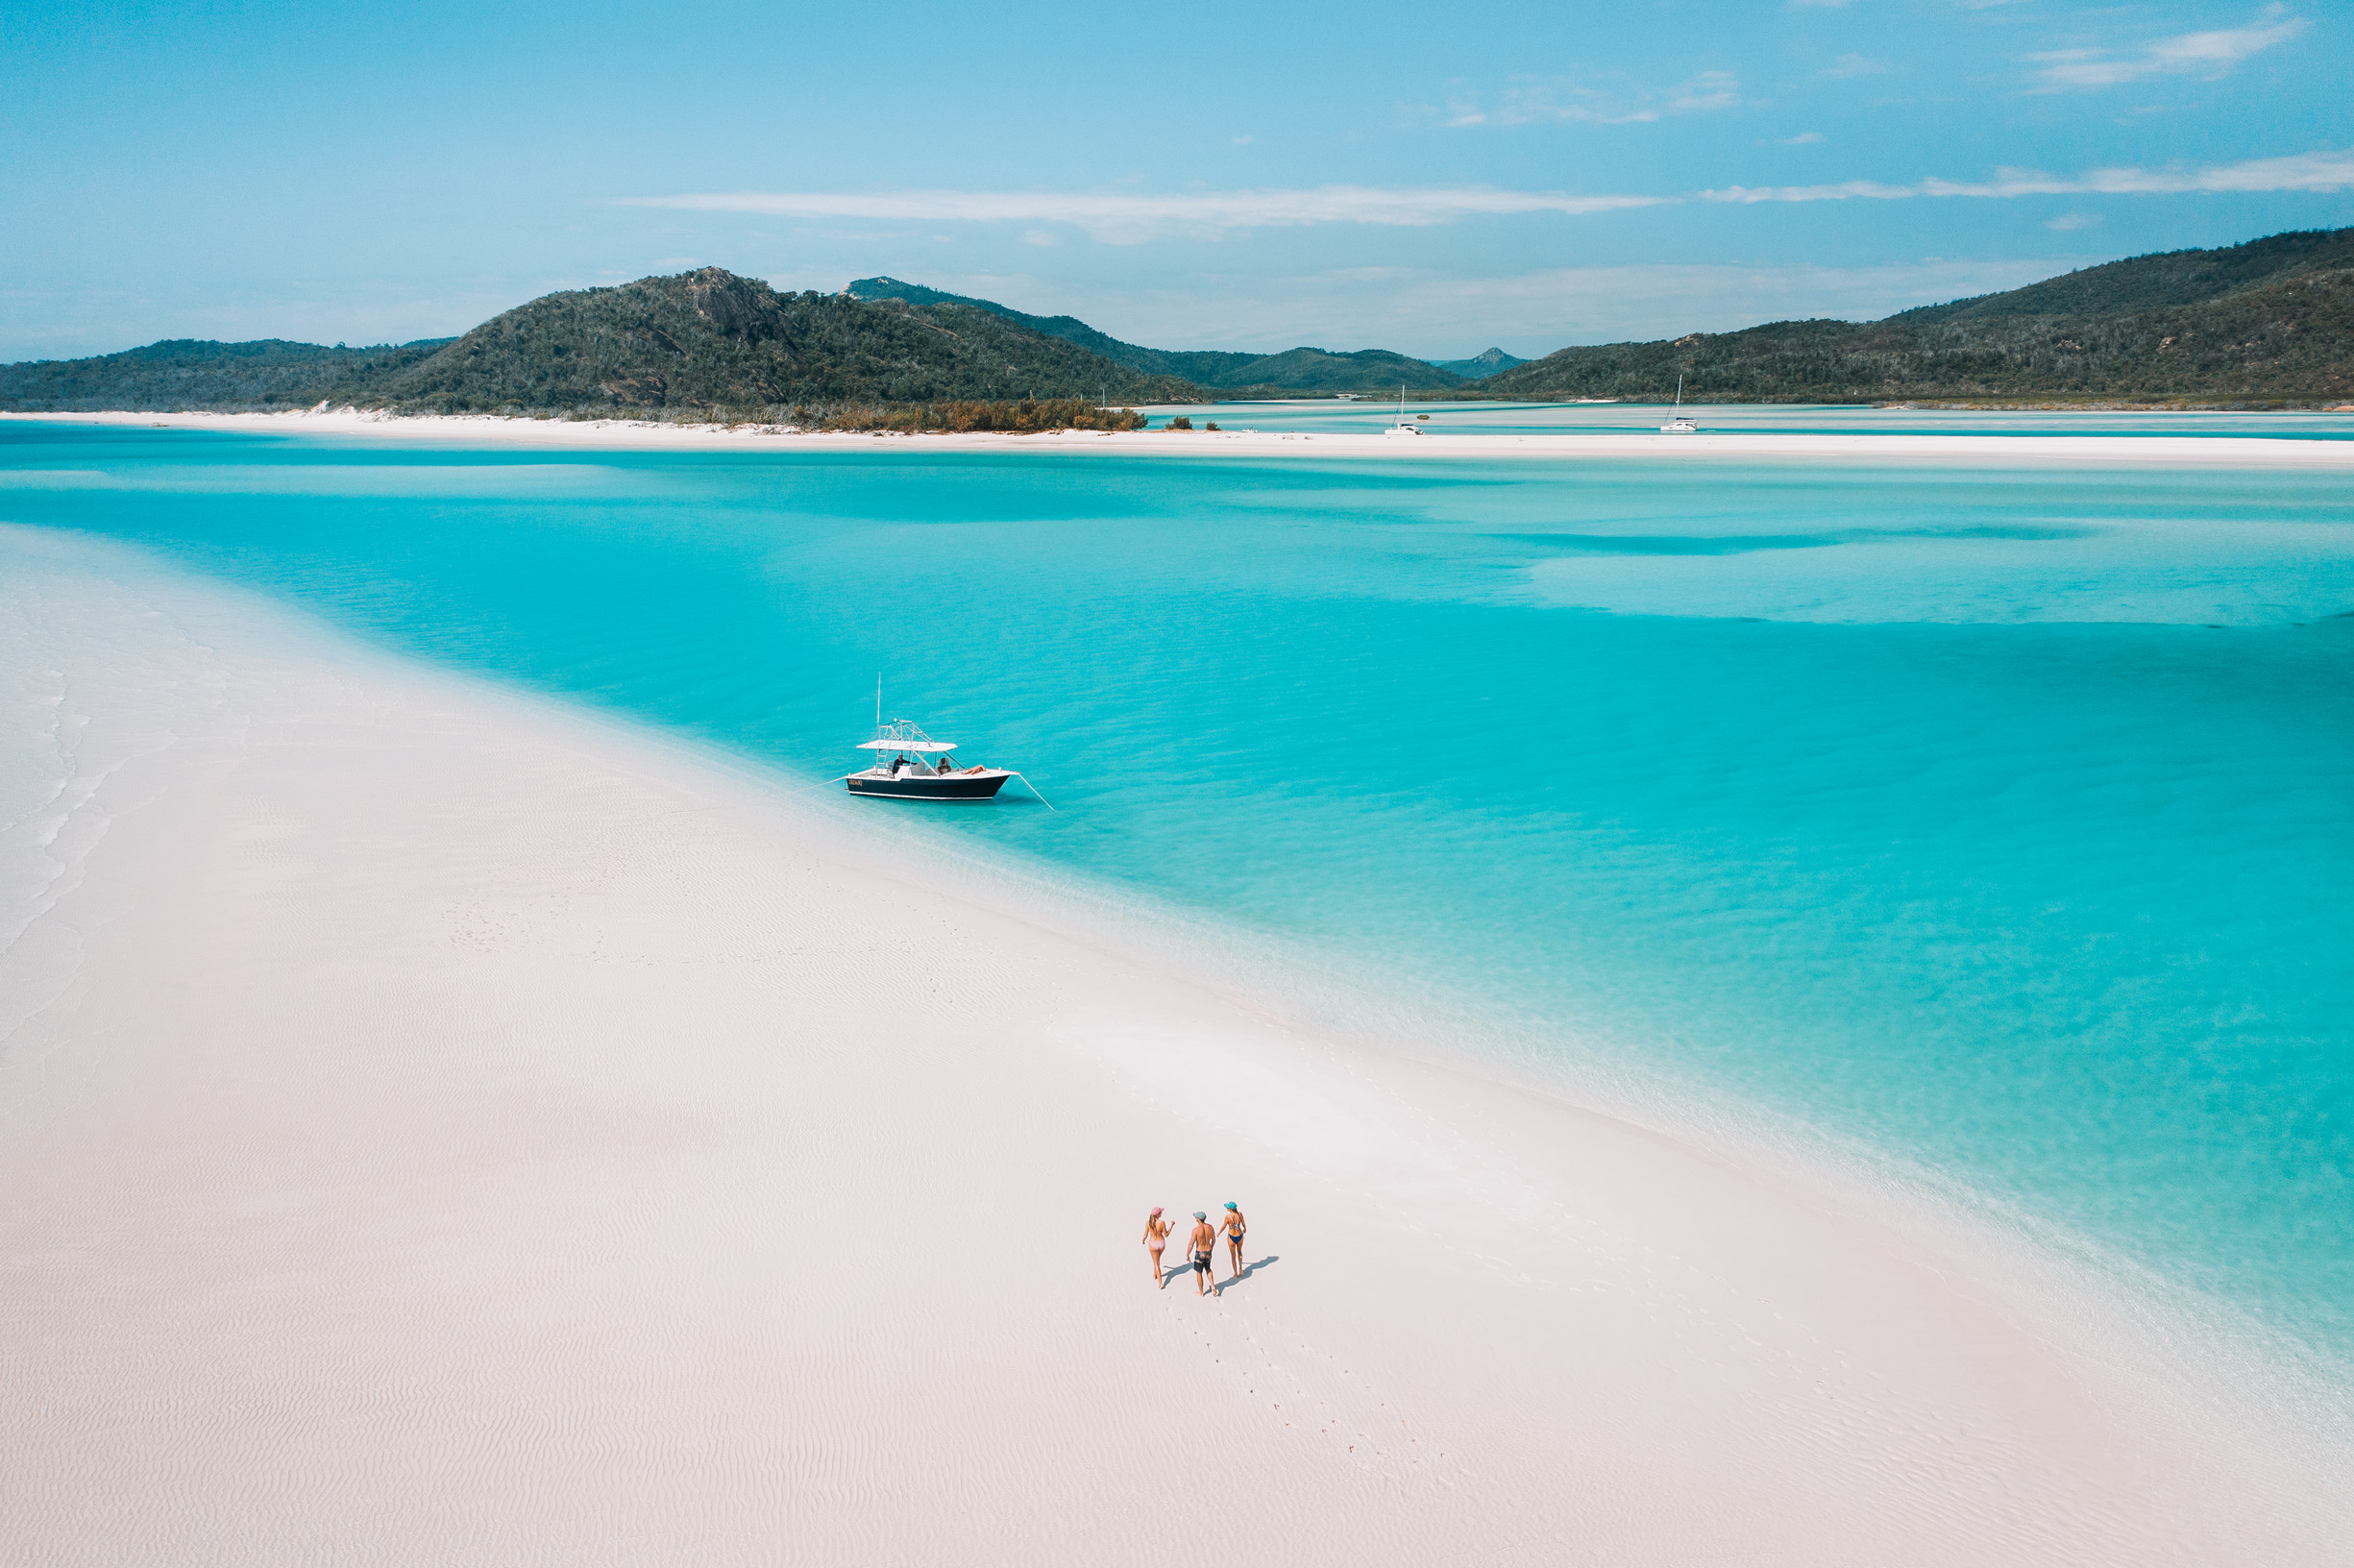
left=0, top=270, right=1198, bottom=414
left=338, top=269, right=1197, bottom=411
left=1480, top=228, right=2354, bottom=404
left=0, top=337, right=451, bottom=412
left=1434, top=348, right=1528, bottom=378
left=12, top=231, right=2345, bottom=414
left=846, top=277, right=1470, bottom=392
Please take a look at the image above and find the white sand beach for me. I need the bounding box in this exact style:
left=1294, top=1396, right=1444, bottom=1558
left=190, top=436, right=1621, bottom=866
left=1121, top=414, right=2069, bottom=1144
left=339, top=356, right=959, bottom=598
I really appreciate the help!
left=12, top=405, right=2354, bottom=468
left=4, top=526, right=2351, bottom=1566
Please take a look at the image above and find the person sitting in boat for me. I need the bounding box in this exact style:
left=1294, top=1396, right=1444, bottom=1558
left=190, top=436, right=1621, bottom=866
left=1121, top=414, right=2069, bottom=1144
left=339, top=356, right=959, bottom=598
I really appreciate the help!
left=891, top=754, right=909, bottom=775
left=936, top=755, right=955, bottom=774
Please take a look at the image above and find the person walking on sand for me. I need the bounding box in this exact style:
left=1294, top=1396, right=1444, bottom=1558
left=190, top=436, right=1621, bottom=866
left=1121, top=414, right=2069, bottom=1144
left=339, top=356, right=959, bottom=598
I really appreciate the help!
left=1221, top=1201, right=1248, bottom=1281
left=1188, top=1211, right=1219, bottom=1298
left=1142, top=1207, right=1173, bottom=1288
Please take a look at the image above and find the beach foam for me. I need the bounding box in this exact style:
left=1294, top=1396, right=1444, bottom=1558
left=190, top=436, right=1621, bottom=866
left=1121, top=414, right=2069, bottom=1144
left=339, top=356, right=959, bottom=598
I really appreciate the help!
left=3, top=528, right=2349, bottom=1564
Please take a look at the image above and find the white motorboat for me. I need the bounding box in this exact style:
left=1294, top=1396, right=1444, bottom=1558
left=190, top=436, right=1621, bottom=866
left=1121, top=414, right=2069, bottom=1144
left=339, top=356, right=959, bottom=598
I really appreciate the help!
left=840, top=684, right=1052, bottom=805
left=846, top=718, right=1014, bottom=800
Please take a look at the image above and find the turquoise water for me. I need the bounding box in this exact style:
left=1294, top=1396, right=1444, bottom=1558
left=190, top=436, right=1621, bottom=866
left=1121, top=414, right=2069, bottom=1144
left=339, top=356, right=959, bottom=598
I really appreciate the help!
left=1154, top=399, right=2354, bottom=439
left=7, top=422, right=2351, bottom=1367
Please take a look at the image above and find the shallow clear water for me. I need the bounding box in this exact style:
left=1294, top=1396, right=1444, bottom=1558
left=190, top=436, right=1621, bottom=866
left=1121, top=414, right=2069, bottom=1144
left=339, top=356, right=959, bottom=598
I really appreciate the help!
left=1153, top=399, right=2354, bottom=440
left=6, top=421, right=2351, bottom=1365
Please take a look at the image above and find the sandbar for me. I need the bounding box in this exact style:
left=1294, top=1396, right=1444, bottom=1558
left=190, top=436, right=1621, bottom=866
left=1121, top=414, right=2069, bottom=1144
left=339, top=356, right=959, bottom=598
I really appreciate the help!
left=10, top=405, right=2354, bottom=468
left=2, top=527, right=2349, bottom=1564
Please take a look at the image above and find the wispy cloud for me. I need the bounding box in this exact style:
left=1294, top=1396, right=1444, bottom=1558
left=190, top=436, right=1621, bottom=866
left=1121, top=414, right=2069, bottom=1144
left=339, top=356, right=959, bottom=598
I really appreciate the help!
left=1703, top=147, right=2354, bottom=203
left=2046, top=212, right=2103, bottom=230
left=1665, top=70, right=1743, bottom=112
left=2027, top=9, right=2304, bottom=90
left=1776, top=131, right=1826, bottom=145
left=1446, top=70, right=1744, bottom=127
left=619, top=185, right=1672, bottom=242
left=1824, top=53, right=1887, bottom=79
left=625, top=148, right=2354, bottom=246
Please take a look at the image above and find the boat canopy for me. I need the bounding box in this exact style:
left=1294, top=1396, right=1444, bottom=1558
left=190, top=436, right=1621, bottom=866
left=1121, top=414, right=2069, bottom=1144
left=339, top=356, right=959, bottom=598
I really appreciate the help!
left=856, top=738, right=957, bottom=753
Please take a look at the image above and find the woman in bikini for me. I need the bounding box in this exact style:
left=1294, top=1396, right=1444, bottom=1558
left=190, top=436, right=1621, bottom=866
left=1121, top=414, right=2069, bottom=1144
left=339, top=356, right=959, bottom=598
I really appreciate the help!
left=1221, top=1201, right=1248, bottom=1281
left=1141, top=1207, right=1173, bottom=1287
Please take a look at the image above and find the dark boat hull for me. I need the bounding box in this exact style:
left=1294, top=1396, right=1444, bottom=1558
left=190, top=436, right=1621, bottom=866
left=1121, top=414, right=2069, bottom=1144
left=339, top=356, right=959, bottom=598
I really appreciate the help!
left=846, top=771, right=1012, bottom=801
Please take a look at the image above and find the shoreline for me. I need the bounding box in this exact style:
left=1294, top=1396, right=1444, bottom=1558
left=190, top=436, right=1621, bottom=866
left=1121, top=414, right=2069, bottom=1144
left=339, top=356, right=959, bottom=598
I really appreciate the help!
left=6, top=526, right=2351, bottom=1562
left=11, top=405, right=2354, bottom=467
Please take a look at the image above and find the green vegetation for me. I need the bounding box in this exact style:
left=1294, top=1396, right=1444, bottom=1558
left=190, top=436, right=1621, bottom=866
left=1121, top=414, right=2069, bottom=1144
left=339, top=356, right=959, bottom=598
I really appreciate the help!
left=1433, top=348, right=1527, bottom=378
left=0, top=269, right=1196, bottom=415
left=333, top=270, right=1195, bottom=412
left=1482, top=228, right=2354, bottom=404
left=0, top=336, right=450, bottom=412
left=9, top=231, right=2347, bottom=416
left=803, top=398, right=1147, bottom=433
left=846, top=277, right=1473, bottom=391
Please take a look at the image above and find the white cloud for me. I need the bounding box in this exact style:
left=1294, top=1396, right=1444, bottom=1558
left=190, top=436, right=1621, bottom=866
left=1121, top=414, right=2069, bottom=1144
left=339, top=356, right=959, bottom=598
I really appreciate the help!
left=1446, top=70, right=1744, bottom=127
left=1776, top=131, right=1826, bottom=145
left=622, top=147, right=2354, bottom=251
left=619, top=185, right=1672, bottom=243
left=1824, top=53, right=1887, bottom=78
left=2027, top=9, right=2305, bottom=90
left=1665, top=70, right=1743, bottom=112
left=1702, top=147, right=2354, bottom=203
left=2046, top=212, right=2103, bottom=231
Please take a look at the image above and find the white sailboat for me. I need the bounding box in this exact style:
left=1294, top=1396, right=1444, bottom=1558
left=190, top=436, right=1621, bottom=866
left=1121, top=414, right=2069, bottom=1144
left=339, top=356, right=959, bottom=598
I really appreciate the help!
left=1384, top=385, right=1424, bottom=437
left=1660, top=375, right=1698, bottom=434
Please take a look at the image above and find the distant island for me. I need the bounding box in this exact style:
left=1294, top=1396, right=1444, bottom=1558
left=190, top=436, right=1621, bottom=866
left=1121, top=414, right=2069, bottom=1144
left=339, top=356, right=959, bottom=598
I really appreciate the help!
left=1484, top=227, right=2353, bottom=405
left=2, top=227, right=2345, bottom=418
left=841, top=276, right=1485, bottom=394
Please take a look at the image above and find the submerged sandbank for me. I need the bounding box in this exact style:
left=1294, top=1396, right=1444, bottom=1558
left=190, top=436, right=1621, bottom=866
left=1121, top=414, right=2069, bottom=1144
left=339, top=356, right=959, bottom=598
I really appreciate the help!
left=11, top=405, right=2354, bottom=467
left=3, top=527, right=2349, bottom=1564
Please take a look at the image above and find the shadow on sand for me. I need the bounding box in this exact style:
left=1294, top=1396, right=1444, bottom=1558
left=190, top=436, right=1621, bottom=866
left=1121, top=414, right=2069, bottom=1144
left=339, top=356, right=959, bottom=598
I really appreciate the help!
left=1210, top=1255, right=1280, bottom=1297
left=1155, top=1255, right=1280, bottom=1293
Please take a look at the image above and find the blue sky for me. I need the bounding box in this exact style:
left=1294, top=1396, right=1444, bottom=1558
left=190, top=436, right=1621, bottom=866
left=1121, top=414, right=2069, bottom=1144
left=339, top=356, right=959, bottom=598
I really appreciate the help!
left=3, top=0, right=2347, bottom=360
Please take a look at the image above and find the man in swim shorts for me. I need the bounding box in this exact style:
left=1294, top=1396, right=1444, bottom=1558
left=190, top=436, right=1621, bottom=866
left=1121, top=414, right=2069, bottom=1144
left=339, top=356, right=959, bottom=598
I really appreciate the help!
left=1188, top=1211, right=1218, bottom=1298
left=1220, top=1201, right=1247, bottom=1281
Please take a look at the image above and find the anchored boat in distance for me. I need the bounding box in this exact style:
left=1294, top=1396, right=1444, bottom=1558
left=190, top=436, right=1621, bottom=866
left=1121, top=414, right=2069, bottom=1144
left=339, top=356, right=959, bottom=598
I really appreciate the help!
left=844, top=714, right=1053, bottom=807
left=1659, top=375, right=1698, bottom=434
